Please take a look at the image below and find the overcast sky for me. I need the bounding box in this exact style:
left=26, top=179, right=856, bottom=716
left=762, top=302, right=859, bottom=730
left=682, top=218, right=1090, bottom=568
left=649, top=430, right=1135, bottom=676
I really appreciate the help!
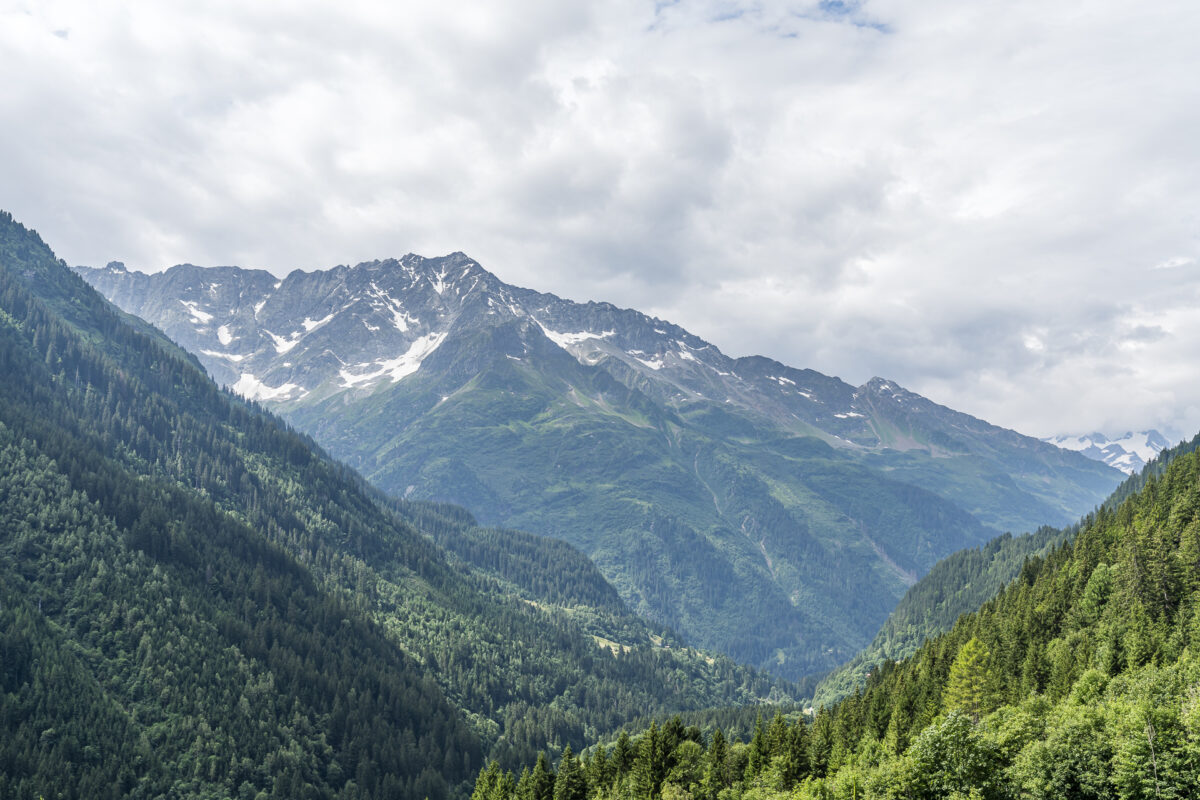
left=3, top=1, right=1199, bottom=439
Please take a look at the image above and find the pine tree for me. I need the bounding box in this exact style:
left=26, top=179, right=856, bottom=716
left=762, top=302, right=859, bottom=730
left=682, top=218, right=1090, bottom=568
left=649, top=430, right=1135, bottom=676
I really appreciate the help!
left=553, top=745, right=587, bottom=800
left=585, top=745, right=611, bottom=789
left=472, top=761, right=502, bottom=800
left=943, top=637, right=996, bottom=723
left=633, top=721, right=666, bottom=799
left=778, top=717, right=810, bottom=785
left=700, top=728, right=728, bottom=800
left=515, top=767, right=532, bottom=800
left=530, top=752, right=555, bottom=800
left=745, top=711, right=769, bottom=783
left=613, top=730, right=635, bottom=778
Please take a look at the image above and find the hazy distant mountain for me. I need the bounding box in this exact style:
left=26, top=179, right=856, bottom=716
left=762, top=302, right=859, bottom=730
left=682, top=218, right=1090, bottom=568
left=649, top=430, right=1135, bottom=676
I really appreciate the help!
left=77, top=255, right=1124, bottom=677
left=1043, top=429, right=1172, bottom=474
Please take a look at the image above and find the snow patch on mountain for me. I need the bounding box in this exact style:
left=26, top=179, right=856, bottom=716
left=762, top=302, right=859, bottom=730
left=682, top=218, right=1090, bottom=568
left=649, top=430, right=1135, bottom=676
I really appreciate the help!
left=631, top=354, right=665, bottom=370
left=217, top=325, right=233, bottom=345
left=180, top=299, right=212, bottom=324
left=302, top=313, right=335, bottom=331
left=535, top=322, right=615, bottom=351
left=368, top=283, right=415, bottom=332
left=339, top=331, right=448, bottom=387
left=264, top=330, right=301, bottom=354
left=201, top=349, right=246, bottom=363
left=231, top=373, right=305, bottom=402
left=430, top=269, right=449, bottom=295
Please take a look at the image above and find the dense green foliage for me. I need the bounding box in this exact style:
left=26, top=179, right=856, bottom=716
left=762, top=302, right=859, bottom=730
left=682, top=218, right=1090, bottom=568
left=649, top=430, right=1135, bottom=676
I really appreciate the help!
left=393, top=500, right=630, bottom=616
left=815, top=429, right=1200, bottom=707
left=0, top=211, right=795, bottom=797
left=814, top=525, right=1071, bottom=706
left=490, top=437, right=1200, bottom=798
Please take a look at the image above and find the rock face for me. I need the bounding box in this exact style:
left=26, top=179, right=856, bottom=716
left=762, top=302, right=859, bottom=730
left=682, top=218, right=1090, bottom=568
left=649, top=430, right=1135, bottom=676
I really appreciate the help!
left=77, top=255, right=1124, bottom=678
left=1043, top=430, right=1173, bottom=474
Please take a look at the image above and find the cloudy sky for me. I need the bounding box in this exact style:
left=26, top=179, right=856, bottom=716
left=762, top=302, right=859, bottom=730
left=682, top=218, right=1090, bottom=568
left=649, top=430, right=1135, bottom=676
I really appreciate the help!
left=3, top=0, right=1199, bottom=439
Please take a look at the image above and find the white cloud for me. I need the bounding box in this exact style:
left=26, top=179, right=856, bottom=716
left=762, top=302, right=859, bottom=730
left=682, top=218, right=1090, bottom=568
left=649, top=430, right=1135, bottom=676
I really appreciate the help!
left=3, top=0, right=1200, bottom=439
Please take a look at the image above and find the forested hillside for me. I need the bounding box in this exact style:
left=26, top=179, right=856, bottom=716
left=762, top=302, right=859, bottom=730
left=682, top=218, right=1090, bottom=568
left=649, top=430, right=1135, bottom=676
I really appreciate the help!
left=815, top=429, right=1200, bottom=707
left=812, top=524, right=1072, bottom=707
left=481, top=434, right=1200, bottom=799
left=0, top=211, right=794, bottom=799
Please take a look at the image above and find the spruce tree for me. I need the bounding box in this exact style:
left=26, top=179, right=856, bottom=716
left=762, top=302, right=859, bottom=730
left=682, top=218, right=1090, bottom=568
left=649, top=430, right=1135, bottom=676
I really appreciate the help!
left=700, top=728, right=727, bottom=800
left=943, top=637, right=996, bottom=723
left=530, top=752, right=555, bottom=800
left=745, top=711, right=768, bottom=783
left=633, top=721, right=666, bottom=799
left=613, top=730, right=635, bottom=778
left=553, top=745, right=587, bottom=800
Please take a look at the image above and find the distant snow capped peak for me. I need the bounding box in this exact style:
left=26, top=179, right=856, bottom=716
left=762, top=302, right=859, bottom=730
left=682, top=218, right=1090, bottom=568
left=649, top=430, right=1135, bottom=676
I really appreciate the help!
left=1044, top=429, right=1172, bottom=474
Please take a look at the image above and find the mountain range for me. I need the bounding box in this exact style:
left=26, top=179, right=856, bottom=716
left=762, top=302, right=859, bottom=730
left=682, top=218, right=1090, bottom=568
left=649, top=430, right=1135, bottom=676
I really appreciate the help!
left=76, top=255, right=1125, bottom=678
left=1043, top=429, right=1172, bottom=474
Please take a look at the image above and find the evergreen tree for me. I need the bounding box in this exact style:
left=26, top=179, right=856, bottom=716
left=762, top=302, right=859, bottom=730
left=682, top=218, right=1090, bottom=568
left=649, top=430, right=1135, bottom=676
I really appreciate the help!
left=633, top=721, right=666, bottom=799
left=613, top=730, right=636, bottom=778
left=472, top=761, right=503, bottom=800
left=746, top=711, right=769, bottom=781
left=585, top=745, right=611, bottom=789
left=700, top=728, right=728, bottom=800
left=943, top=637, right=996, bottom=723
left=530, top=751, right=555, bottom=800
left=777, top=717, right=810, bottom=785
left=553, top=745, right=587, bottom=800
left=515, top=767, right=532, bottom=800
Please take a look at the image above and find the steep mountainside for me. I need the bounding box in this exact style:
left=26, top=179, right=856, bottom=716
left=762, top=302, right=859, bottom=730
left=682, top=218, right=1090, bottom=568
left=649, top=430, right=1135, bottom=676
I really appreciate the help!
left=0, top=212, right=794, bottom=799
left=815, top=429, right=1200, bottom=707
left=1044, top=429, right=1172, bottom=474
left=77, top=257, right=1123, bottom=677
left=812, top=525, right=1073, bottom=707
